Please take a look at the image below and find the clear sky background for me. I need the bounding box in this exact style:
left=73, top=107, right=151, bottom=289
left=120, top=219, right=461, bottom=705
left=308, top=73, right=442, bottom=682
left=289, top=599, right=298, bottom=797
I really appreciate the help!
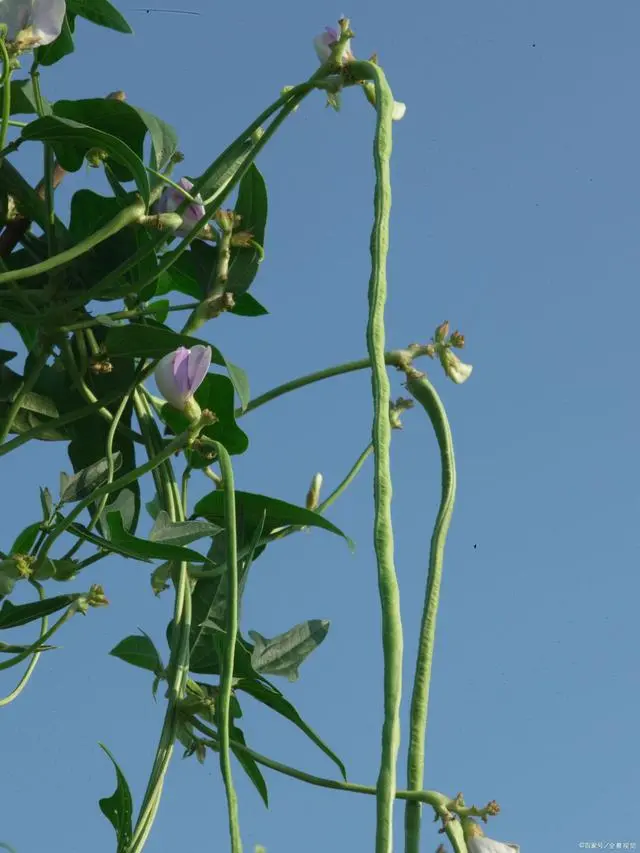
left=3, top=1, right=640, bottom=852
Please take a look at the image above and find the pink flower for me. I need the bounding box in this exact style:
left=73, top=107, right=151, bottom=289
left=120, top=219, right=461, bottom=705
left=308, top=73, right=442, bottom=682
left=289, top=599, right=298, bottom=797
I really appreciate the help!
left=155, top=345, right=211, bottom=412
left=313, top=26, right=353, bottom=63
left=2, top=0, right=66, bottom=48
left=154, top=178, right=206, bottom=237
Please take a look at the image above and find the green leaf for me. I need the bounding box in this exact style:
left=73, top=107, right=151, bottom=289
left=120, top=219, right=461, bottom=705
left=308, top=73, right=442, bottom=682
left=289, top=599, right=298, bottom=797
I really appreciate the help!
left=0, top=560, right=20, bottom=597
left=20, top=116, right=149, bottom=204
left=149, top=512, right=220, bottom=547
left=68, top=523, right=152, bottom=563
left=150, top=561, right=172, bottom=596
left=106, top=513, right=218, bottom=567
left=194, top=491, right=353, bottom=548
left=199, top=511, right=266, bottom=633
left=0, top=594, right=78, bottom=629
left=128, top=106, right=178, bottom=170
left=39, top=487, right=54, bottom=523
left=236, top=677, right=347, bottom=780
left=0, top=80, right=52, bottom=116
left=0, top=641, right=55, bottom=654
left=59, top=452, right=122, bottom=504
left=110, top=632, right=164, bottom=674
left=68, top=190, right=156, bottom=292
left=53, top=100, right=146, bottom=184
left=230, top=292, right=269, bottom=317
left=248, top=620, right=330, bottom=682
left=103, top=489, right=137, bottom=534
left=228, top=164, right=268, bottom=295
left=193, top=137, right=257, bottom=198
left=105, top=324, right=250, bottom=410
left=66, top=0, right=133, bottom=33
left=10, top=522, right=41, bottom=555
left=160, top=373, right=248, bottom=461
left=230, top=724, right=269, bottom=807
left=98, top=744, right=133, bottom=853
left=36, top=13, right=75, bottom=66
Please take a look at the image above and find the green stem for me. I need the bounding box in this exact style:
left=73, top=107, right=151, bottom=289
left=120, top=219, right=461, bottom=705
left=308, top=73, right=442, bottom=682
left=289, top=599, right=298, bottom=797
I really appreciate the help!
left=59, top=302, right=200, bottom=333
left=403, top=373, right=457, bottom=853
left=0, top=582, right=47, bottom=705
left=0, top=390, right=124, bottom=458
left=0, top=34, right=12, bottom=156
left=189, top=716, right=451, bottom=809
left=350, top=59, right=402, bottom=853
left=128, top=408, right=191, bottom=853
left=0, top=199, right=146, bottom=285
left=317, top=443, right=373, bottom=514
left=236, top=348, right=431, bottom=418
left=59, top=336, right=143, bottom=444
left=212, top=441, right=243, bottom=853
left=30, top=64, right=55, bottom=254
left=36, top=418, right=208, bottom=564
left=0, top=346, right=49, bottom=445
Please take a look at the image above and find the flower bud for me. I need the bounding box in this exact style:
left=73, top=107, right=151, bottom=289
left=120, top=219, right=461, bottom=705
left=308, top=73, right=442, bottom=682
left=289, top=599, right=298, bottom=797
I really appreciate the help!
left=434, top=320, right=450, bottom=343
left=153, top=178, right=206, bottom=237
left=305, top=473, right=323, bottom=510
left=439, top=348, right=473, bottom=384
left=449, top=330, right=465, bottom=349
left=4, top=0, right=66, bottom=50
left=154, top=345, right=212, bottom=417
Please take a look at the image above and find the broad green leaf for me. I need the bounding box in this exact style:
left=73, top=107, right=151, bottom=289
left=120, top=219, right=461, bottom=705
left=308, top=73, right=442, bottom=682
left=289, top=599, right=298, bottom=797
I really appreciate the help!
left=0, top=80, right=52, bottom=115
left=236, top=677, right=347, bottom=780
left=248, top=620, right=330, bottom=682
left=128, top=106, right=178, bottom=170
left=103, top=489, right=136, bottom=534
left=150, top=561, right=172, bottom=596
left=110, top=633, right=164, bottom=674
left=10, top=522, right=41, bottom=555
left=98, top=744, right=133, bottom=853
left=199, top=512, right=266, bottom=633
left=20, top=116, right=149, bottom=204
left=105, top=324, right=250, bottom=410
left=60, top=452, right=122, bottom=504
left=67, top=0, right=132, bottom=33
left=36, top=13, right=75, bottom=65
left=149, top=512, right=220, bottom=547
left=194, top=491, right=353, bottom=548
left=68, top=190, right=156, bottom=292
left=68, top=523, right=151, bottom=564
left=106, top=513, right=217, bottom=567
left=160, top=373, right=249, bottom=461
left=145, top=494, right=161, bottom=520
left=53, top=100, right=146, bottom=184
left=0, top=594, right=78, bottom=629
left=228, top=164, right=268, bottom=294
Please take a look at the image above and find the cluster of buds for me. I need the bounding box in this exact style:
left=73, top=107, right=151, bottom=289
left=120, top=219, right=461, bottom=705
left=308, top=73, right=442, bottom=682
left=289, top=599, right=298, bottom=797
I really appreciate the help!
left=431, top=320, right=473, bottom=385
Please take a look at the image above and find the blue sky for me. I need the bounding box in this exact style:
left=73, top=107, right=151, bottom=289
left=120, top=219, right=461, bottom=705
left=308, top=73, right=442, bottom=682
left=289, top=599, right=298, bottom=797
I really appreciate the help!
left=3, top=1, right=640, bottom=851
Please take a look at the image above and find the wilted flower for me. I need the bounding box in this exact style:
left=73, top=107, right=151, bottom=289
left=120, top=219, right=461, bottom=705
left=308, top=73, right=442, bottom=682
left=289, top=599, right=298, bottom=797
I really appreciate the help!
left=153, top=178, right=206, bottom=237
left=392, top=101, right=407, bottom=121
left=1, top=0, right=66, bottom=49
left=464, top=819, right=519, bottom=853
left=155, top=345, right=211, bottom=417
left=313, top=26, right=354, bottom=63
left=439, top=348, right=473, bottom=384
